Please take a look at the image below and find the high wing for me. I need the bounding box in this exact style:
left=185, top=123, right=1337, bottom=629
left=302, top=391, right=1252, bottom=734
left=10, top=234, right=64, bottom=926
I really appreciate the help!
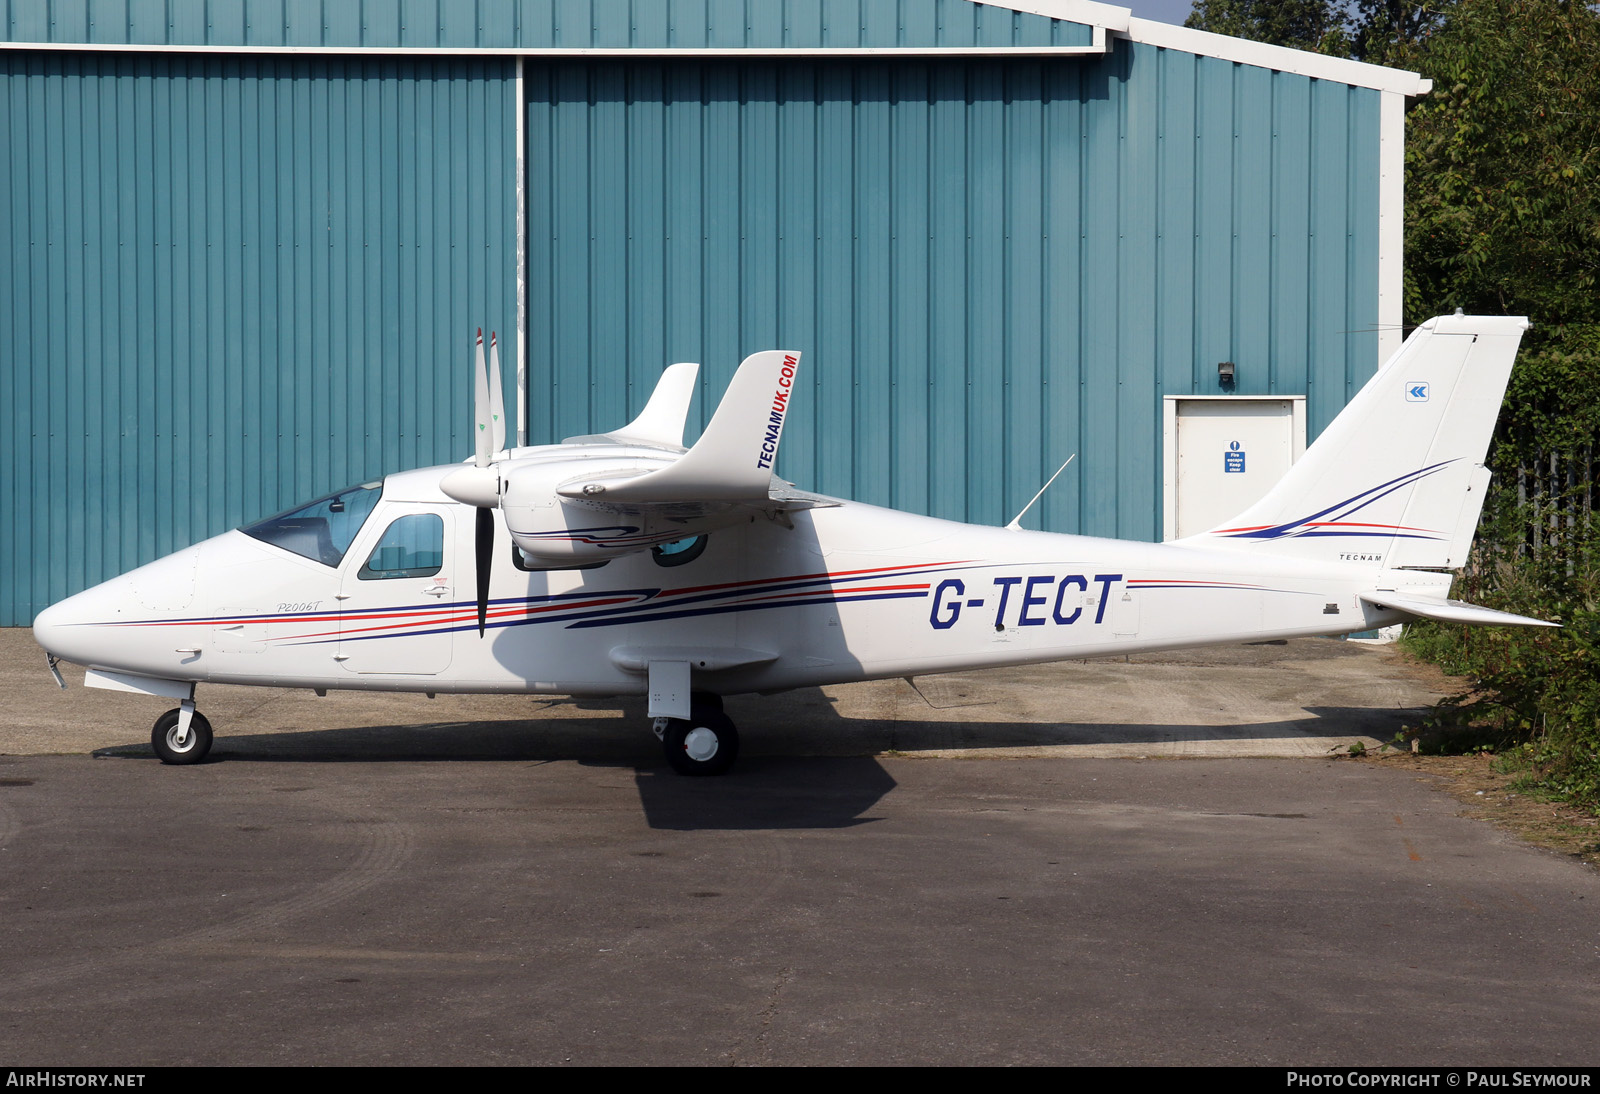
left=480, top=350, right=823, bottom=569
left=559, top=350, right=800, bottom=503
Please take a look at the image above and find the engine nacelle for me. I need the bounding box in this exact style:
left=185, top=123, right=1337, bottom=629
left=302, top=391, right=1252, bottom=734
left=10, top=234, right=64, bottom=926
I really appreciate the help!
left=497, top=452, right=698, bottom=565
left=505, top=501, right=693, bottom=565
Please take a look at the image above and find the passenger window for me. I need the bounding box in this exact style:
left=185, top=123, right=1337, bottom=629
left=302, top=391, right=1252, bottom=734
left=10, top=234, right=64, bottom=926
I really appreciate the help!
left=358, top=514, right=444, bottom=580
left=651, top=534, right=708, bottom=567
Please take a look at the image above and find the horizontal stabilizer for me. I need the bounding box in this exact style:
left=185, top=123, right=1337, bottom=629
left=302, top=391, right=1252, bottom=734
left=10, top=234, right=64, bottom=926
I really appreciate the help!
left=560, top=350, right=801, bottom=504
left=1359, top=591, right=1558, bottom=628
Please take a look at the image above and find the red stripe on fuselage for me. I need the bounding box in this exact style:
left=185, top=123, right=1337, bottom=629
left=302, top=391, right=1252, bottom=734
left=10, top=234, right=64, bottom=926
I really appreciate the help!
left=661, top=561, right=971, bottom=599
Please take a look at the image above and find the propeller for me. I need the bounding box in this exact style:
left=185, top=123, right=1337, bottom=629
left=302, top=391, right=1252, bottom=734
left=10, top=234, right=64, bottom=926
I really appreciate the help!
left=476, top=332, right=506, bottom=637
left=472, top=329, right=507, bottom=468
left=442, top=328, right=508, bottom=638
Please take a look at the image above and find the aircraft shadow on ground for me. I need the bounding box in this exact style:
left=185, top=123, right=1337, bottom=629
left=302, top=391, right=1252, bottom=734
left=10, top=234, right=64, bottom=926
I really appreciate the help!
left=87, top=698, right=1422, bottom=765
left=87, top=686, right=1425, bottom=830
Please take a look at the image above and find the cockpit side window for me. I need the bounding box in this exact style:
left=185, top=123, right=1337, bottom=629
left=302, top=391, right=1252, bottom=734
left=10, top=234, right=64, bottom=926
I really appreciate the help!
left=359, top=514, right=444, bottom=580
left=240, top=482, right=382, bottom=567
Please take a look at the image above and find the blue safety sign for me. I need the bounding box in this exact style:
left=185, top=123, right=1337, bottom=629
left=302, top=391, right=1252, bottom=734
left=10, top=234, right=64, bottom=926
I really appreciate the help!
left=1224, top=440, right=1246, bottom=473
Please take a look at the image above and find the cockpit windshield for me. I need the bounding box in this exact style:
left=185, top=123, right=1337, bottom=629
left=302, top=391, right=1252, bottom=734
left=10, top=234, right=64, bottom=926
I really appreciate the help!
left=240, top=482, right=383, bottom=567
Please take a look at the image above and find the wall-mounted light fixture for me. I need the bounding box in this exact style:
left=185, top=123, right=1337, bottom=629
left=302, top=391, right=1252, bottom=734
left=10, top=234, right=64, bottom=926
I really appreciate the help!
left=1217, top=360, right=1236, bottom=389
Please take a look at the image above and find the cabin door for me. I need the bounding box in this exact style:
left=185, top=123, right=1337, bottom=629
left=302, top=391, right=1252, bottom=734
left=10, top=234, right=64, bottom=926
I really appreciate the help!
left=336, top=505, right=457, bottom=675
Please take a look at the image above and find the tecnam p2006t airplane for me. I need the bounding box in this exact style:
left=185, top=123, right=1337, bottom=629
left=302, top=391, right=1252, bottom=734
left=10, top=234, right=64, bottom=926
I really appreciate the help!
left=34, top=316, right=1554, bottom=774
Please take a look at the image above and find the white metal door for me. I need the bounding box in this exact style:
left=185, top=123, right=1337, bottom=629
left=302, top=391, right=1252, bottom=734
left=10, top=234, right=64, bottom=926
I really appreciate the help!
left=1164, top=397, right=1305, bottom=541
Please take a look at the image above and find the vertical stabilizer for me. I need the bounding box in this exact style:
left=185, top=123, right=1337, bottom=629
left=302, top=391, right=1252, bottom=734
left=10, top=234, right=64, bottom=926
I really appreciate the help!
left=1188, top=315, right=1528, bottom=569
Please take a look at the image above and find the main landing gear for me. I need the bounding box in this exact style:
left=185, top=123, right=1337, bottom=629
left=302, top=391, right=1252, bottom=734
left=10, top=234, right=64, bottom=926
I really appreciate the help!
left=653, top=692, right=739, bottom=776
left=151, top=700, right=214, bottom=765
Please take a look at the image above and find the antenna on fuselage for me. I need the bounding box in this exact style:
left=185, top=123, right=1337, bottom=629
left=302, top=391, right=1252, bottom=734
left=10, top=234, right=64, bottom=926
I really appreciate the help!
left=1005, top=454, right=1075, bottom=532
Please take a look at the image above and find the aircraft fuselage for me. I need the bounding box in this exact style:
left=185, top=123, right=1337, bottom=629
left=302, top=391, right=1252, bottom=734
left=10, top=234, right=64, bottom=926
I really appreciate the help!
left=33, top=455, right=1422, bottom=701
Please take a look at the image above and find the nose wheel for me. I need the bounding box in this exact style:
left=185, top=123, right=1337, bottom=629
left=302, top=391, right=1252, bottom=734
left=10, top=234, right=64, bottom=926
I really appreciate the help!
left=658, top=699, right=739, bottom=776
left=151, top=704, right=214, bottom=765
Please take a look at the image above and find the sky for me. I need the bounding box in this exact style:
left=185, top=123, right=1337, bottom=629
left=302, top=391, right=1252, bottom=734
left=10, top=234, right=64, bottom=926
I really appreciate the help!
left=1121, top=0, right=1196, bottom=24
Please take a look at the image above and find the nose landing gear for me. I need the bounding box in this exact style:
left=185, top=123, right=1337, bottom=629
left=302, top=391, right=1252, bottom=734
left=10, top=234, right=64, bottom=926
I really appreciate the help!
left=151, top=700, right=214, bottom=765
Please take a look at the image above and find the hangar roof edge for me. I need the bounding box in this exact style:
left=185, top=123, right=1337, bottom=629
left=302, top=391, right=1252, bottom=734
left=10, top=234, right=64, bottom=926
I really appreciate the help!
left=0, top=0, right=1431, bottom=97
left=1000, top=1, right=1429, bottom=95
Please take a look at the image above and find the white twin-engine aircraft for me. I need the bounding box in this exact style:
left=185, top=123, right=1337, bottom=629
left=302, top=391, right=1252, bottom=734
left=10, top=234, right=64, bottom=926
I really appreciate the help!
left=34, top=316, right=1555, bottom=774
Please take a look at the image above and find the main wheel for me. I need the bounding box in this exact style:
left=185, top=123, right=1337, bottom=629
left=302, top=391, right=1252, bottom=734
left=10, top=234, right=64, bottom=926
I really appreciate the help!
left=689, top=690, right=724, bottom=714
left=662, top=708, right=739, bottom=776
left=151, top=709, right=214, bottom=765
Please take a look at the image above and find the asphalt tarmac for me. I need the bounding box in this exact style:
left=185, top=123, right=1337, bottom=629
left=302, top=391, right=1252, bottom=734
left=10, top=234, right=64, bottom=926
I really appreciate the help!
left=1, top=629, right=1596, bottom=1066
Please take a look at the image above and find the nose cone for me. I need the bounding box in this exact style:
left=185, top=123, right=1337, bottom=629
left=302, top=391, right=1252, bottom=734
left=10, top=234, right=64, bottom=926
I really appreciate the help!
left=32, top=546, right=205, bottom=675
left=33, top=579, right=131, bottom=668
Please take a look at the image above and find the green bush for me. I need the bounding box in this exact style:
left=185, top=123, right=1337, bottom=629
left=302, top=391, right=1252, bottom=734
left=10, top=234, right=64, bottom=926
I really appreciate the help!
left=1394, top=0, right=1600, bottom=813
left=1401, top=499, right=1600, bottom=810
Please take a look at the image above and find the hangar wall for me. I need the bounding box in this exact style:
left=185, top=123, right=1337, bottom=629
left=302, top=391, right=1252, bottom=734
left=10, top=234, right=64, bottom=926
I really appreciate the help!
left=1, top=52, right=518, bottom=623
left=0, top=0, right=1416, bottom=625
left=526, top=48, right=1380, bottom=536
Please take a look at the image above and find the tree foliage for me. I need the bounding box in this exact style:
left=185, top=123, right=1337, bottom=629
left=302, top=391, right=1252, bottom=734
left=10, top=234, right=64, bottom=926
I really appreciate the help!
left=1184, top=0, right=1442, bottom=61
left=1404, top=0, right=1600, bottom=329
left=1401, top=0, right=1600, bottom=812
left=1407, top=0, right=1600, bottom=459
left=1348, top=1, right=1444, bottom=67
left=1184, top=0, right=1351, bottom=54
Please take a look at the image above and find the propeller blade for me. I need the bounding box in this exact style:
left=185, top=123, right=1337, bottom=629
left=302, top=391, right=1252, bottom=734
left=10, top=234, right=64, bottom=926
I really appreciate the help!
left=473, top=328, right=491, bottom=468
left=475, top=507, right=493, bottom=638
left=465, top=328, right=500, bottom=637
left=489, top=331, right=507, bottom=457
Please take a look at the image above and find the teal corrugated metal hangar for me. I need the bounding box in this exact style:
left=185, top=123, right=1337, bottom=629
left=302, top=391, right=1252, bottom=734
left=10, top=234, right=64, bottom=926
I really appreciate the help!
left=0, top=0, right=1430, bottom=625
